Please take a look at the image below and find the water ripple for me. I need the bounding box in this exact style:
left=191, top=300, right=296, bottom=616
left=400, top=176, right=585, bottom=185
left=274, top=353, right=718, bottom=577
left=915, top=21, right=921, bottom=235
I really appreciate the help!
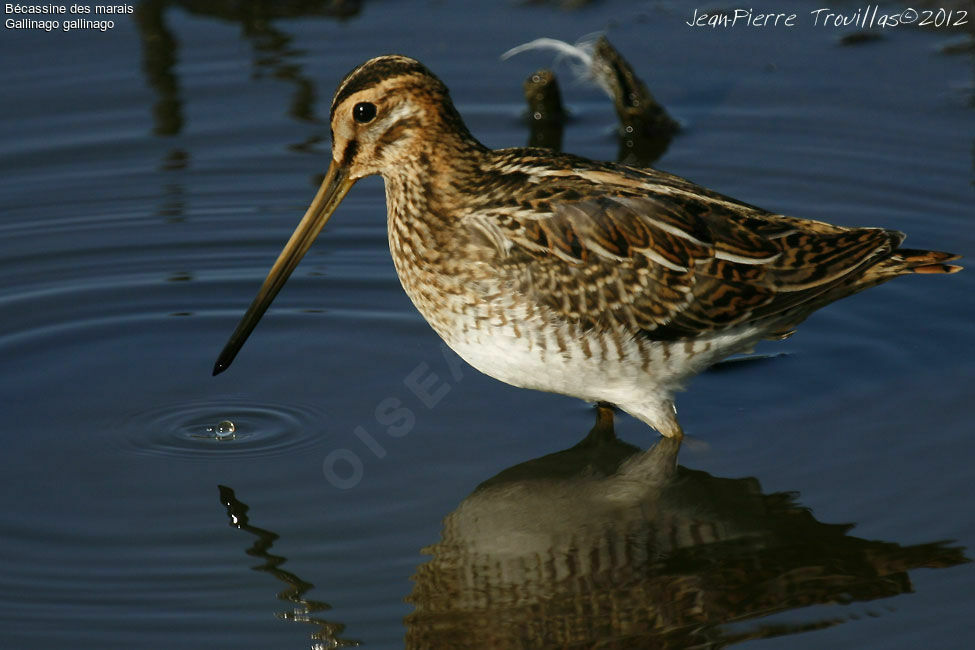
left=111, top=397, right=329, bottom=460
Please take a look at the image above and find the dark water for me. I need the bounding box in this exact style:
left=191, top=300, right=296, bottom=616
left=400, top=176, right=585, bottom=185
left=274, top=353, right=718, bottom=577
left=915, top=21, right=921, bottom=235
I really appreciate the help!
left=1, top=1, right=973, bottom=648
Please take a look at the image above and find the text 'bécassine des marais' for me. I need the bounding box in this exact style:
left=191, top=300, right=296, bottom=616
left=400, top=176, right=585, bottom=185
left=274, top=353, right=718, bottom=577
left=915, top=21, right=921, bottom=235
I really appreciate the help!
left=4, top=4, right=133, bottom=15
left=686, top=6, right=969, bottom=29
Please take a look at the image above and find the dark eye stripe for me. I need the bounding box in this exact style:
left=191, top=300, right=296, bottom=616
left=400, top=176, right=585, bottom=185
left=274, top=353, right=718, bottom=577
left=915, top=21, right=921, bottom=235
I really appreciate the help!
left=340, top=139, right=359, bottom=166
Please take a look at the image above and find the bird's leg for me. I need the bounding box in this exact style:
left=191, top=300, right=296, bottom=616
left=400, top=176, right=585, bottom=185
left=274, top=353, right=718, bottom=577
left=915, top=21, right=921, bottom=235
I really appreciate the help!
left=588, top=401, right=616, bottom=441
left=594, top=401, right=614, bottom=425
left=658, top=400, right=685, bottom=440
left=575, top=402, right=619, bottom=448
left=660, top=422, right=685, bottom=440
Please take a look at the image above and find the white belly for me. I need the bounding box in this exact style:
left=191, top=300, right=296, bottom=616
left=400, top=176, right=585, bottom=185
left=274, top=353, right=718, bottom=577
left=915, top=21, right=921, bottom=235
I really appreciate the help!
left=438, top=311, right=764, bottom=433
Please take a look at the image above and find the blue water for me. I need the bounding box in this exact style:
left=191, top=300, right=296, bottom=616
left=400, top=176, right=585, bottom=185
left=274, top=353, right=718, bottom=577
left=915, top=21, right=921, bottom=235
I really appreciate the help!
left=0, top=1, right=972, bottom=648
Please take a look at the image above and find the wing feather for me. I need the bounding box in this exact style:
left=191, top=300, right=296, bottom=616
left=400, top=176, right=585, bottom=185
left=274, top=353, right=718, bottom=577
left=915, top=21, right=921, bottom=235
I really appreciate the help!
left=462, top=164, right=898, bottom=340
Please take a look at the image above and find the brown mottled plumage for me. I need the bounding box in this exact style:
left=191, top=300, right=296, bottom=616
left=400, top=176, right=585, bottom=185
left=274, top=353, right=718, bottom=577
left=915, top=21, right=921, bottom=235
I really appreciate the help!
left=213, top=55, right=961, bottom=439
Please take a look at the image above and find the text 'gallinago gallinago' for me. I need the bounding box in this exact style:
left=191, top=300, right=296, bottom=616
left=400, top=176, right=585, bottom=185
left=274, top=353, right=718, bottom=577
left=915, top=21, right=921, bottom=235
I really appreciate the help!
left=213, top=55, right=961, bottom=439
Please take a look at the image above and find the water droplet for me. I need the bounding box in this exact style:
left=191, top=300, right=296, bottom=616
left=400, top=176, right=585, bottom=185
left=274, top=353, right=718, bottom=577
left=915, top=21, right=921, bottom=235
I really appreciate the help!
left=215, top=420, right=236, bottom=440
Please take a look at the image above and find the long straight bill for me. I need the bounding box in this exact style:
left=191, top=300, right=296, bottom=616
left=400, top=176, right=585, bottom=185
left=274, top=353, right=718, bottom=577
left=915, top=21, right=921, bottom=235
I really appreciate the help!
left=212, top=162, right=355, bottom=375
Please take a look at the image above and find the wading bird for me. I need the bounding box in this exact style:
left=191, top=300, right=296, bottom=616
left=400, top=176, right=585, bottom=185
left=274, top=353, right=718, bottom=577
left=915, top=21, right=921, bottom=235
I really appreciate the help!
left=213, top=56, right=961, bottom=439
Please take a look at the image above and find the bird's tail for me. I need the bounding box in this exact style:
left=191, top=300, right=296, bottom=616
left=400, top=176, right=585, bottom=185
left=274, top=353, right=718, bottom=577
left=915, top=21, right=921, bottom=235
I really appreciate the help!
left=763, top=240, right=961, bottom=341
left=845, top=246, right=962, bottom=298
left=875, top=248, right=963, bottom=277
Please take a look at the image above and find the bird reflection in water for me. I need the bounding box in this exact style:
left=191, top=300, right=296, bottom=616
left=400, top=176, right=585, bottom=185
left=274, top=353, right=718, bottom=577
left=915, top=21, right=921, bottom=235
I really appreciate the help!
left=405, top=406, right=968, bottom=648
left=217, top=485, right=359, bottom=648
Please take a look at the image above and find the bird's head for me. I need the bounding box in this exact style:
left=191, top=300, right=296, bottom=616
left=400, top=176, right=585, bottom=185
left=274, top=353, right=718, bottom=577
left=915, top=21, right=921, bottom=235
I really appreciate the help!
left=328, top=55, right=465, bottom=178
left=212, top=55, right=471, bottom=375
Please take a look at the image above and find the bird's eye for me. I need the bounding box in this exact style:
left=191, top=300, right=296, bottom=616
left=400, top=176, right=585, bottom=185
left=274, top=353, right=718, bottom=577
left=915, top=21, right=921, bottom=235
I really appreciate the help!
left=353, top=102, right=377, bottom=123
